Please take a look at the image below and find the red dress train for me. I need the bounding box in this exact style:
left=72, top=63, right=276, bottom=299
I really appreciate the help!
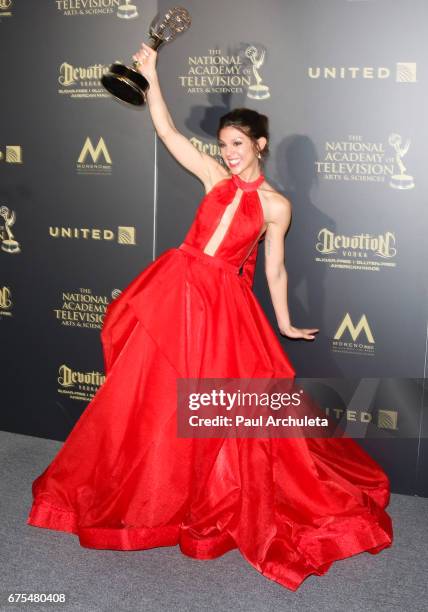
left=27, top=173, right=393, bottom=591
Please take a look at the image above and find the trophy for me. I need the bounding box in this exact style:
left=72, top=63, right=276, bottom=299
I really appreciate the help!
left=117, top=0, right=138, bottom=20
left=388, top=133, right=415, bottom=190
left=101, top=6, right=191, bottom=106
left=245, top=46, right=270, bottom=100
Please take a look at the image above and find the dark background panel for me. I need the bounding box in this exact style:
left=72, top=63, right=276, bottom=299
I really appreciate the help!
left=155, top=0, right=428, bottom=495
left=0, top=0, right=157, bottom=439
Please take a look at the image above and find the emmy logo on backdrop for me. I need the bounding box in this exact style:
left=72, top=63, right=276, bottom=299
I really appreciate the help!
left=245, top=45, right=270, bottom=100
left=101, top=6, right=191, bottom=106
left=0, top=206, right=21, bottom=254
left=388, top=133, right=415, bottom=190
left=117, top=0, right=138, bottom=20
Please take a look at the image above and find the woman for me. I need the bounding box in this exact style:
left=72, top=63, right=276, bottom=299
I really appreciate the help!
left=27, top=42, right=393, bottom=591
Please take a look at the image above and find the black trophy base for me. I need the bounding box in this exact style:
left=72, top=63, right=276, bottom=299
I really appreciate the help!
left=101, top=63, right=149, bottom=106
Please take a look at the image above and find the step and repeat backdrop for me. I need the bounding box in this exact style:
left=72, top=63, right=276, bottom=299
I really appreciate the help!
left=1, top=1, right=427, bottom=496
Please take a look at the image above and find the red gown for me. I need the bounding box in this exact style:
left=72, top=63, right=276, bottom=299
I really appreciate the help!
left=27, top=172, right=393, bottom=591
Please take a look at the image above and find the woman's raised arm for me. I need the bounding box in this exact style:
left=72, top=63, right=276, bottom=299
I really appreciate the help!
left=133, top=43, right=223, bottom=186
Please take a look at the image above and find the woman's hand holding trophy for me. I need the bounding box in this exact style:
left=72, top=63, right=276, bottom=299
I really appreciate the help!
left=101, top=6, right=191, bottom=106
left=132, top=43, right=158, bottom=85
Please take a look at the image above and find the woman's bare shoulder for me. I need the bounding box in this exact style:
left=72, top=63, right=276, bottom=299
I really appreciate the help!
left=259, top=180, right=292, bottom=218
left=260, top=180, right=290, bottom=201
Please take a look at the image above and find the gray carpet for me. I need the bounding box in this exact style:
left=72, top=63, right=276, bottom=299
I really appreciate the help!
left=1, top=430, right=427, bottom=612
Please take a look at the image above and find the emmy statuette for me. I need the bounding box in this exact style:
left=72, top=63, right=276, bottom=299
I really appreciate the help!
left=101, top=6, right=191, bottom=106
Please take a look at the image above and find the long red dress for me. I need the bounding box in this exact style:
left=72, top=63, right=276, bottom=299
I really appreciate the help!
left=27, top=172, right=393, bottom=591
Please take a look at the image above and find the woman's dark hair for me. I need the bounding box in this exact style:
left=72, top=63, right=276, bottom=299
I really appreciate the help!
left=216, top=108, right=270, bottom=162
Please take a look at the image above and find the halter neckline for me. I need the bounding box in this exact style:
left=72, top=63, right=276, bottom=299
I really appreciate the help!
left=231, top=172, right=265, bottom=192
